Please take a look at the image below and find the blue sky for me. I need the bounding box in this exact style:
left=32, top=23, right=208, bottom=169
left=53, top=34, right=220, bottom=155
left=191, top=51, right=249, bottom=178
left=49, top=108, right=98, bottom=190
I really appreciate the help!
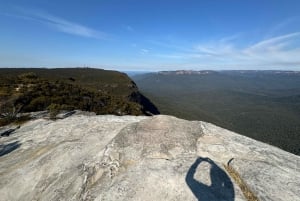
left=1, top=0, right=300, bottom=71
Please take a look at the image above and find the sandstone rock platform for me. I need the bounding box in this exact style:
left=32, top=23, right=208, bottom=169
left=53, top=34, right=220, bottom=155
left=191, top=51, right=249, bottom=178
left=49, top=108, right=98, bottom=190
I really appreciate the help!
left=0, top=114, right=299, bottom=201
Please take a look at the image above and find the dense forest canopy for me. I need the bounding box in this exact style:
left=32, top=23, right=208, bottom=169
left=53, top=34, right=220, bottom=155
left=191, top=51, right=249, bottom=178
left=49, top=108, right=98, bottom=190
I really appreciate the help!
left=0, top=68, right=159, bottom=126
left=132, top=70, right=300, bottom=155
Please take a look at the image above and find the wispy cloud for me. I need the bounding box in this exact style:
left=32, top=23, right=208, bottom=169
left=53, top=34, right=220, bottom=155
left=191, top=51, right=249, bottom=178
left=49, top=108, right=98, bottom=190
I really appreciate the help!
left=141, top=49, right=149, bottom=54
left=9, top=7, right=107, bottom=39
left=154, top=32, right=300, bottom=69
left=247, top=32, right=300, bottom=51
left=123, top=25, right=134, bottom=32
left=266, top=17, right=300, bottom=38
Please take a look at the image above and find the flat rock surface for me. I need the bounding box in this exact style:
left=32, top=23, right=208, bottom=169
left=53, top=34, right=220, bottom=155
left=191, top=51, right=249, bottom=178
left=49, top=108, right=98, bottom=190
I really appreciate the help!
left=0, top=115, right=299, bottom=201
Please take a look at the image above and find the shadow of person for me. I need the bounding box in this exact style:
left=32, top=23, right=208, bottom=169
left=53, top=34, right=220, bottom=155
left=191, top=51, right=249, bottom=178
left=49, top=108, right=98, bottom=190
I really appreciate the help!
left=186, top=157, right=234, bottom=201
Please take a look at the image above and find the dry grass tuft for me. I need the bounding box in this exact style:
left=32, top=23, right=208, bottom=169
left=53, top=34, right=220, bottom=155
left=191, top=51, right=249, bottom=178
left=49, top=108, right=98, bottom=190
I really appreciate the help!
left=224, top=163, right=259, bottom=201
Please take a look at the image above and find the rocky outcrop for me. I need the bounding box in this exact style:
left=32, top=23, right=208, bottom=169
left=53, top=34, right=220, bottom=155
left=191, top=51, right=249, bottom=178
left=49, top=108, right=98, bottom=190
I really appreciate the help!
left=0, top=115, right=299, bottom=201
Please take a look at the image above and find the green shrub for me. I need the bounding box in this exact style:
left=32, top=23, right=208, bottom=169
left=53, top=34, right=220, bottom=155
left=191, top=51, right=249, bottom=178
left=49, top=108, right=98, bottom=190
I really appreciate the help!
left=47, top=103, right=61, bottom=120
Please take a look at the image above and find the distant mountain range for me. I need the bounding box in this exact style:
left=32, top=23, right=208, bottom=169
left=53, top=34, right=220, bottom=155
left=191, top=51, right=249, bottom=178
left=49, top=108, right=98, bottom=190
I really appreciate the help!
left=132, top=70, right=300, bottom=155
left=158, top=70, right=215, bottom=75
left=157, top=70, right=300, bottom=75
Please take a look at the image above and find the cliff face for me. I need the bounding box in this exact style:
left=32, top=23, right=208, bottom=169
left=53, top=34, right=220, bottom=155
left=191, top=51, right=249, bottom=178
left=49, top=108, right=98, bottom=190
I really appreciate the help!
left=0, top=68, right=159, bottom=122
left=0, top=114, right=299, bottom=201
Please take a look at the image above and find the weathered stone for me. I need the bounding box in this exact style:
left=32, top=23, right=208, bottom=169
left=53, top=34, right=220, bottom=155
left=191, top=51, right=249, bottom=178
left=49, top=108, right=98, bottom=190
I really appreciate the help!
left=0, top=114, right=299, bottom=201
left=0, top=125, right=20, bottom=137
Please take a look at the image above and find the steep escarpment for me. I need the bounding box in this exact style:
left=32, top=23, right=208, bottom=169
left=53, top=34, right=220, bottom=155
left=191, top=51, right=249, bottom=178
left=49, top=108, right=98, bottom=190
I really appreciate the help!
left=132, top=71, right=300, bottom=155
left=0, top=114, right=299, bottom=201
left=0, top=68, right=159, bottom=126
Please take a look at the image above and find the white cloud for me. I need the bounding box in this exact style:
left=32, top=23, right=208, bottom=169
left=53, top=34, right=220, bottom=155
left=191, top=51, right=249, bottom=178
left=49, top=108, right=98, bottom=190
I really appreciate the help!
left=155, top=32, right=300, bottom=69
left=266, top=17, right=300, bottom=38
left=11, top=7, right=107, bottom=39
left=124, top=25, right=133, bottom=31
left=141, top=49, right=149, bottom=54
left=246, top=32, right=300, bottom=52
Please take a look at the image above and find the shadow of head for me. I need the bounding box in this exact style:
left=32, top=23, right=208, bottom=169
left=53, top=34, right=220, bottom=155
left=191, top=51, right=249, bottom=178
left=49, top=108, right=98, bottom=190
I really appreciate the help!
left=186, top=157, right=235, bottom=201
left=0, top=141, right=21, bottom=157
